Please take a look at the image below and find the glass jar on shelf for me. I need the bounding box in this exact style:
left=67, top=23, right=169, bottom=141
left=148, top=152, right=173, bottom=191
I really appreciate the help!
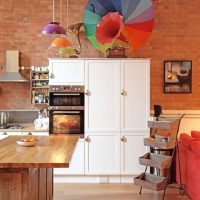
left=34, top=73, right=39, bottom=79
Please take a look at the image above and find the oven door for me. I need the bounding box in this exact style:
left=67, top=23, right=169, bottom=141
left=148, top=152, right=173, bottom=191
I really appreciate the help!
left=49, top=110, right=84, bottom=135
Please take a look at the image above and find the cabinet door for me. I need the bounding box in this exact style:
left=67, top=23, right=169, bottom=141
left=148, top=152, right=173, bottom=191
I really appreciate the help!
left=54, top=139, right=84, bottom=175
left=49, top=59, right=84, bottom=85
left=85, top=60, right=120, bottom=132
left=121, top=59, right=150, bottom=131
left=85, top=134, right=120, bottom=174
left=121, top=133, right=147, bottom=175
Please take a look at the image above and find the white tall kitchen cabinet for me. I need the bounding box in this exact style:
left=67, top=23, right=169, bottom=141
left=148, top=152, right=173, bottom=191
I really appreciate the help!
left=85, top=59, right=150, bottom=176
left=48, top=58, right=150, bottom=182
left=120, top=60, right=150, bottom=175
left=85, top=60, right=121, bottom=174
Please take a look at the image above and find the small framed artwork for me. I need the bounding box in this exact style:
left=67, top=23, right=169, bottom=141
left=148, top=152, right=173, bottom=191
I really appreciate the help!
left=164, top=60, right=192, bottom=93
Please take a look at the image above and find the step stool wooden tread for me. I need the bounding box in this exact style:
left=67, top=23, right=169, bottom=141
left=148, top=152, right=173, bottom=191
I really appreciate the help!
left=144, top=138, right=176, bottom=149
left=139, top=153, right=172, bottom=169
left=134, top=173, right=167, bottom=191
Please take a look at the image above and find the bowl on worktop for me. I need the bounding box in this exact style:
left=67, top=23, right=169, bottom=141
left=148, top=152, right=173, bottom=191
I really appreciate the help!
left=16, top=136, right=39, bottom=147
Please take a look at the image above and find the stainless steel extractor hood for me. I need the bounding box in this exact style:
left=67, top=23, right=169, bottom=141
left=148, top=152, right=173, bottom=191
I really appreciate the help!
left=0, top=50, right=29, bottom=82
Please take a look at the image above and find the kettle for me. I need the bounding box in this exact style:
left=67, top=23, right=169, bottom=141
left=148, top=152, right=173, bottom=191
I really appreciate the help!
left=34, top=110, right=49, bottom=130
left=0, top=112, right=9, bottom=126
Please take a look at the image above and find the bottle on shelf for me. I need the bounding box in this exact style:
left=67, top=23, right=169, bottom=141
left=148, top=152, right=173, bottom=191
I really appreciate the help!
left=32, top=90, right=48, bottom=104
left=32, top=90, right=35, bottom=104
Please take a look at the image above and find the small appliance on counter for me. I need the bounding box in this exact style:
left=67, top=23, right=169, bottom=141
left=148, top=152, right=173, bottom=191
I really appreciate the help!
left=34, top=109, right=49, bottom=130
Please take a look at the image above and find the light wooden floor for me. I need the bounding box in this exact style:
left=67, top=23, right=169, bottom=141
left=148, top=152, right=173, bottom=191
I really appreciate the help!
left=54, top=183, right=190, bottom=200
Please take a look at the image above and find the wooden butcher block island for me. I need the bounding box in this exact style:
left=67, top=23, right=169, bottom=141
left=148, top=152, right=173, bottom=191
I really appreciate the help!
left=0, top=135, right=79, bottom=200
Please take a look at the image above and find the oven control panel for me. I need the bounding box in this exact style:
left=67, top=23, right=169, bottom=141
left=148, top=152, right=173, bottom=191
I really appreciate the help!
left=49, top=85, right=84, bottom=92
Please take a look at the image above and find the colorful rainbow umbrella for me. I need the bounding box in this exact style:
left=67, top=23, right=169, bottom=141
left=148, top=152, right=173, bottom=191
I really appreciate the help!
left=83, top=0, right=154, bottom=53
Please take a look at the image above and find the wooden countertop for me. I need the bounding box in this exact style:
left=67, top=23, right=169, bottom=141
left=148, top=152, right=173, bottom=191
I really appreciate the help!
left=21, top=123, right=49, bottom=132
left=0, top=135, right=79, bottom=168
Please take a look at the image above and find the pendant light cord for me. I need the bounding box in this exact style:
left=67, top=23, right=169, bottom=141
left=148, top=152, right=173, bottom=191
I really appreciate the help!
left=52, top=0, right=55, bottom=22
left=66, top=0, right=68, bottom=28
left=60, top=0, right=62, bottom=25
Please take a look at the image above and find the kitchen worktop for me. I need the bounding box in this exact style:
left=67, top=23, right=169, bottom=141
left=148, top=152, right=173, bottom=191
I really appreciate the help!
left=0, top=135, right=79, bottom=200
left=0, top=135, right=79, bottom=168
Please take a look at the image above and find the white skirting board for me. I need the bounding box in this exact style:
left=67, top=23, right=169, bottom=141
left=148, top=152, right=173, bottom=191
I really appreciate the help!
left=54, top=175, right=136, bottom=184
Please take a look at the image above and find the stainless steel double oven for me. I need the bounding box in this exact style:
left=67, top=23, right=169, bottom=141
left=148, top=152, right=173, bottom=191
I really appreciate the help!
left=49, top=85, right=84, bottom=135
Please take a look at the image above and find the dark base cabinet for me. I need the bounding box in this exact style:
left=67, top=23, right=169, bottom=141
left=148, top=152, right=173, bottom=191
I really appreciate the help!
left=0, top=168, right=53, bottom=200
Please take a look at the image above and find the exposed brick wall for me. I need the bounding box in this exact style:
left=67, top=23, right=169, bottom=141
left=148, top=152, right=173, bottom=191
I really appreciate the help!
left=0, top=0, right=200, bottom=110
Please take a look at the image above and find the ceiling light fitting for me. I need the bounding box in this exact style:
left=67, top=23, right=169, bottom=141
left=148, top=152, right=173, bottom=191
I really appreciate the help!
left=41, top=0, right=83, bottom=56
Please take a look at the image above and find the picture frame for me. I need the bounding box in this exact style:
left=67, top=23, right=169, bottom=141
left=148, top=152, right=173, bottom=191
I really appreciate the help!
left=164, top=60, right=192, bottom=93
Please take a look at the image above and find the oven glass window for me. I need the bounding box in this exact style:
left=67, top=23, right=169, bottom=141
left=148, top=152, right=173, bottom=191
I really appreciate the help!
left=50, top=93, right=84, bottom=106
left=52, top=112, right=83, bottom=134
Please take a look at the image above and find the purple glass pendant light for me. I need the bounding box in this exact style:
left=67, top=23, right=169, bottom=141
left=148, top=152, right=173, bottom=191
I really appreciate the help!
left=41, top=22, right=66, bottom=35
left=41, top=0, right=66, bottom=35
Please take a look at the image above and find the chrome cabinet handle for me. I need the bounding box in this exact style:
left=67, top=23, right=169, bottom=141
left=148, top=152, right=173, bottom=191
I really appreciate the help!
left=85, top=90, right=90, bottom=96
left=50, top=73, right=55, bottom=79
left=85, top=136, right=91, bottom=143
left=121, top=136, right=127, bottom=142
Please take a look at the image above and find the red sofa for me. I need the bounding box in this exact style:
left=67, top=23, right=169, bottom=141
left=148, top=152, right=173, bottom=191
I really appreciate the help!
left=176, top=131, right=200, bottom=200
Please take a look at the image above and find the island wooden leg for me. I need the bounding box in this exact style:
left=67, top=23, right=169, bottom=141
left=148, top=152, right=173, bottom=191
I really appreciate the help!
left=0, top=168, right=53, bottom=200
left=47, top=168, right=53, bottom=200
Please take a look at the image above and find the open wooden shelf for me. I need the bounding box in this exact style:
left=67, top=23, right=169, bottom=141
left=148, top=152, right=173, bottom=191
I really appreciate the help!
left=30, top=68, right=49, bottom=105
left=32, top=103, right=48, bottom=105
left=144, top=138, right=176, bottom=149
left=32, top=87, right=49, bottom=89
left=32, top=79, right=49, bottom=81
left=139, top=153, right=172, bottom=169
left=31, top=71, right=49, bottom=73
left=134, top=173, right=168, bottom=191
left=136, top=116, right=184, bottom=198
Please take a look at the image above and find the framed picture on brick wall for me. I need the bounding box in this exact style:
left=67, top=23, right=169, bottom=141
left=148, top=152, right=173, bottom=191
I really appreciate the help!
left=164, top=60, right=192, bottom=93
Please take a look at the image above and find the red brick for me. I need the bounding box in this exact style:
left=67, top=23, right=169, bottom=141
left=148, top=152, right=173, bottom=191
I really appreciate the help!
left=0, top=0, right=200, bottom=110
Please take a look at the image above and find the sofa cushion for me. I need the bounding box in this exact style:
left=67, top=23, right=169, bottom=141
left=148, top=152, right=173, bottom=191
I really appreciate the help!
left=191, top=141, right=200, bottom=157
left=191, top=130, right=200, bottom=140
left=176, top=141, right=188, bottom=187
left=179, top=133, right=195, bottom=148
left=187, top=144, right=200, bottom=200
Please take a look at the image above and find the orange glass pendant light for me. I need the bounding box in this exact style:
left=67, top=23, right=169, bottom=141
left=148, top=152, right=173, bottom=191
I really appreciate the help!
left=49, top=37, right=72, bottom=48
